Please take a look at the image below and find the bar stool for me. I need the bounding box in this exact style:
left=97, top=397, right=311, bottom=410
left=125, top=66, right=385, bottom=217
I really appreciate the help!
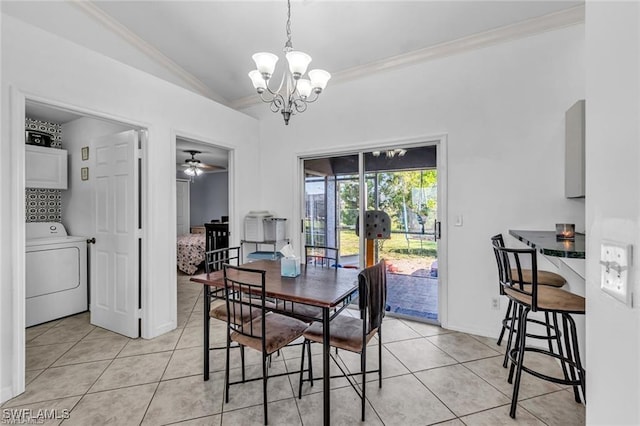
left=491, top=234, right=566, bottom=367
left=493, top=244, right=585, bottom=418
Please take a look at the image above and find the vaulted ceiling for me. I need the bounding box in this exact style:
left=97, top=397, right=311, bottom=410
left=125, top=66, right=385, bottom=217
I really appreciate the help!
left=3, top=1, right=583, bottom=114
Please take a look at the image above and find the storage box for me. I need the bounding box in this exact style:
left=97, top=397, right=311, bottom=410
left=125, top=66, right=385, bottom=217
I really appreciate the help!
left=264, top=218, right=287, bottom=241
left=244, top=211, right=273, bottom=241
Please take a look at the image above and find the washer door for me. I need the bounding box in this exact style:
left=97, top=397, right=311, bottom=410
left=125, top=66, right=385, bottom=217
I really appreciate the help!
left=26, top=246, right=80, bottom=298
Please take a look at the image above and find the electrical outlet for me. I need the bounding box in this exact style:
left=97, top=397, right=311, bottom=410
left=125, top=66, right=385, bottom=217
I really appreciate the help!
left=491, top=297, right=500, bottom=310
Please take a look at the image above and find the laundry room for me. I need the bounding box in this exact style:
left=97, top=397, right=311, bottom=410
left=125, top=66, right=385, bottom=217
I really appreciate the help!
left=24, top=102, right=138, bottom=328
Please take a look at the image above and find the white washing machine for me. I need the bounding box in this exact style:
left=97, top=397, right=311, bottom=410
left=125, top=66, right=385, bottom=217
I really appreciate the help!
left=26, top=222, right=88, bottom=327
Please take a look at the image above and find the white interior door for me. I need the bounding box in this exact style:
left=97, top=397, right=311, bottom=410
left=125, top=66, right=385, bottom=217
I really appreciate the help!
left=91, top=130, right=140, bottom=338
left=176, top=179, right=190, bottom=235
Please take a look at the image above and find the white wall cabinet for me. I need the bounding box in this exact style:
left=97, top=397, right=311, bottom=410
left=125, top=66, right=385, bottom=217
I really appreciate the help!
left=25, top=145, right=68, bottom=189
left=565, top=100, right=585, bottom=198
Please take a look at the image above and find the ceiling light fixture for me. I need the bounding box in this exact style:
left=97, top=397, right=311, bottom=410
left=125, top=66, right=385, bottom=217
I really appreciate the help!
left=182, top=150, right=205, bottom=182
left=248, top=0, right=331, bottom=126
left=184, top=165, right=203, bottom=177
left=372, top=149, right=407, bottom=158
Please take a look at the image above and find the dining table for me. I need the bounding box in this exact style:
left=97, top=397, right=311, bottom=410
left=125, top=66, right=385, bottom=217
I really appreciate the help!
left=190, top=259, right=360, bottom=426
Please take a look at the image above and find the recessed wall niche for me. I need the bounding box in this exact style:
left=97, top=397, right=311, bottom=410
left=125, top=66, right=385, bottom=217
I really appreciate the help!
left=25, top=118, right=63, bottom=222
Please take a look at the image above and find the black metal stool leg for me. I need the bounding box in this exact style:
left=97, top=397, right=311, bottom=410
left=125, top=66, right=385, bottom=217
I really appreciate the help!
left=563, top=313, right=585, bottom=403
left=544, top=312, right=555, bottom=354
left=497, top=299, right=512, bottom=346
left=552, top=312, right=572, bottom=387
left=510, top=307, right=530, bottom=418
left=508, top=305, right=523, bottom=383
left=503, top=302, right=519, bottom=368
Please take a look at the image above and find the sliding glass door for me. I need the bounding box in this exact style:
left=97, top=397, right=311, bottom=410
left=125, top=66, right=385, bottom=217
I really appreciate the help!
left=302, top=145, right=440, bottom=323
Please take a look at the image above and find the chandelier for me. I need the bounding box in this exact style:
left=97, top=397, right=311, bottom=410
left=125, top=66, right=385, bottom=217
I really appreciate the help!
left=248, top=0, right=331, bottom=125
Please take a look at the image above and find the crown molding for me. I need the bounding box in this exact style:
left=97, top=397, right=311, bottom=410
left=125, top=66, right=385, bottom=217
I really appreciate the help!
left=71, top=0, right=229, bottom=106
left=230, top=4, right=585, bottom=111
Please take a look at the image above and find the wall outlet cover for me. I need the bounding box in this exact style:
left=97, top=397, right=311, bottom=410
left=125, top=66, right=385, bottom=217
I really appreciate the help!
left=600, top=240, right=632, bottom=306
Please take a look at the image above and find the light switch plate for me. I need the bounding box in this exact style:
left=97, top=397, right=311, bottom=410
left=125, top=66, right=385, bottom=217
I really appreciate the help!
left=600, top=240, right=633, bottom=306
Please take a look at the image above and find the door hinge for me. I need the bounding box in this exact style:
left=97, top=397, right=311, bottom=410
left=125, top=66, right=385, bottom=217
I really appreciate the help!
left=137, top=308, right=143, bottom=319
left=136, top=147, right=143, bottom=159
left=135, top=229, right=142, bottom=239
left=434, top=221, right=442, bottom=240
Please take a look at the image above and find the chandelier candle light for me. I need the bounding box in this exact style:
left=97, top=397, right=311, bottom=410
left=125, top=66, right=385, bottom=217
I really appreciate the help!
left=248, top=0, right=331, bottom=125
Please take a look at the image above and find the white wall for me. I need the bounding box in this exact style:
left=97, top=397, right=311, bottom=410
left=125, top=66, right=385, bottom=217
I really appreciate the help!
left=253, top=25, right=586, bottom=337
left=188, top=172, right=229, bottom=226
left=585, top=2, right=640, bottom=424
left=0, top=14, right=260, bottom=402
left=62, top=116, right=132, bottom=237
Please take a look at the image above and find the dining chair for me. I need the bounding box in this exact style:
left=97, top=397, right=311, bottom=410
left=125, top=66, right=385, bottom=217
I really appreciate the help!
left=205, top=246, right=246, bottom=320
left=277, top=245, right=343, bottom=322
left=493, top=244, right=585, bottom=418
left=491, top=234, right=566, bottom=367
left=298, top=259, right=386, bottom=421
left=203, top=246, right=249, bottom=380
left=305, top=245, right=339, bottom=268
left=223, top=264, right=309, bottom=425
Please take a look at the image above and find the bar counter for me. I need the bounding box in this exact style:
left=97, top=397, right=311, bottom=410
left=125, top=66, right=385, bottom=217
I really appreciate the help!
left=509, top=230, right=585, bottom=259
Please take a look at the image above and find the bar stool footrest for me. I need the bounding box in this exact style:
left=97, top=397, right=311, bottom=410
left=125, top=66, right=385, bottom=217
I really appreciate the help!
left=501, top=317, right=561, bottom=341
left=508, top=346, right=585, bottom=387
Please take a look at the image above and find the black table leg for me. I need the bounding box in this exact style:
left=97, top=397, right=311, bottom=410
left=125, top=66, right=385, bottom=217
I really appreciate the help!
left=203, top=286, right=210, bottom=381
left=323, top=306, right=330, bottom=426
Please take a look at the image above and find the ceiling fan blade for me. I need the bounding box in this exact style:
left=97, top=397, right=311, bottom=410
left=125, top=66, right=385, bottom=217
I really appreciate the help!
left=197, top=163, right=224, bottom=171
left=177, top=163, right=224, bottom=172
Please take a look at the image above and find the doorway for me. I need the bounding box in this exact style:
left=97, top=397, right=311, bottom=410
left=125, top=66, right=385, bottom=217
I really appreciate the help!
left=24, top=100, right=144, bottom=338
left=302, top=142, right=444, bottom=323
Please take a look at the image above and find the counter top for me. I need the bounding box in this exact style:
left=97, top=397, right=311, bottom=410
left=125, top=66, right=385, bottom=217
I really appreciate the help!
left=509, top=230, right=585, bottom=259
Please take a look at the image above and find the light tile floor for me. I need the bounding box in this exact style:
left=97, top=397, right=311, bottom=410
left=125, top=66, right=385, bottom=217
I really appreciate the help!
left=2, top=272, right=586, bottom=425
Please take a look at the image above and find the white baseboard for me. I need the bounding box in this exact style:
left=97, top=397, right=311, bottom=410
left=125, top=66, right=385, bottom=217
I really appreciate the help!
left=144, top=321, right=176, bottom=339
left=445, top=323, right=498, bottom=340
left=1, top=385, right=16, bottom=405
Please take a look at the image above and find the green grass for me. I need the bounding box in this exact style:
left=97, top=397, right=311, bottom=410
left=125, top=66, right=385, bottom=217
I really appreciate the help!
left=339, top=229, right=437, bottom=259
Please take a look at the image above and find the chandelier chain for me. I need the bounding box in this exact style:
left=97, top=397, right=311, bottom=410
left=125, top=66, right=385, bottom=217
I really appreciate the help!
left=284, top=0, right=293, bottom=52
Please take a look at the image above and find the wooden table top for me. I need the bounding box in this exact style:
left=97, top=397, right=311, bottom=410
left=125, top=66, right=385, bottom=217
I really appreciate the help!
left=190, top=259, right=360, bottom=308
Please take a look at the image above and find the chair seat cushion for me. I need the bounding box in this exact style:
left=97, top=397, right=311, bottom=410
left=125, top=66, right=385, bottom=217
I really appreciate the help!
left=231, top=312, right=308, bottom=355
left=276, top=302, right=323, bottom=322
left=210, top=298, right=276, bottom=325
left=210, top=302, right=262, bottom=325
left=505, top=285, right=585, bottom=313
left=511, top=269, right=566, bottom=287
left=303, top=315, right=378, bottom=353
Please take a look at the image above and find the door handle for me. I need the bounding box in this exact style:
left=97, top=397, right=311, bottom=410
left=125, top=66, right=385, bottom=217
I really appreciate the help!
left=434, top=221, right=441, bottom=240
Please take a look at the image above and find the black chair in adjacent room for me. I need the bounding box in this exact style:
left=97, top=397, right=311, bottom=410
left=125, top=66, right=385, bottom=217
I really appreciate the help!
left=222, top=264, right=309, bottom=425
left=493, top=244, right=585, bottom=418
left=298, top=260, right=387, bottom=421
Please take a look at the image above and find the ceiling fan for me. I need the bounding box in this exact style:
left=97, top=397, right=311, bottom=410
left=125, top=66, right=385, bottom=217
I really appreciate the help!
left=180, top=150, right=222, bottom=177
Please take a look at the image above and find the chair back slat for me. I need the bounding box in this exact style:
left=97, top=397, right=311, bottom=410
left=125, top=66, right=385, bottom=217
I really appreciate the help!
left=492, top=244, right=539, bottom=311
left=305, top=245, right=339, bottom=268
left=223, top=264, right=267, bottom=350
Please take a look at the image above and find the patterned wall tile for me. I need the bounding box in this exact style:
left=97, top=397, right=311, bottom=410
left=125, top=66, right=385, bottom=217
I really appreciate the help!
left=25, top=119, right=63, bottom=223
